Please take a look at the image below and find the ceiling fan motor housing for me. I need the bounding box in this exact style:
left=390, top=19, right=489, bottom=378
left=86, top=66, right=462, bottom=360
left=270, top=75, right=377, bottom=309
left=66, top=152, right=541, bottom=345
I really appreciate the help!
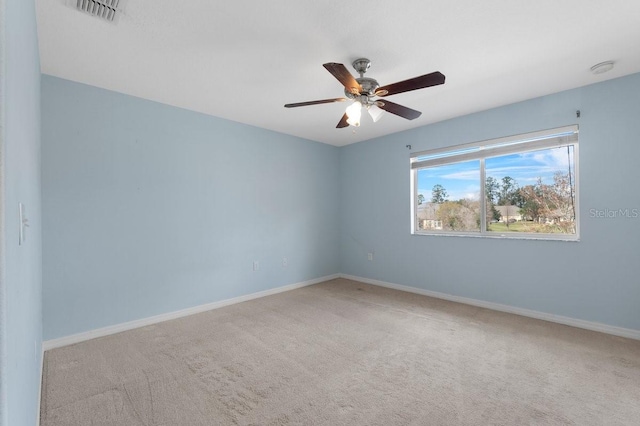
left=345, top=79, right=380, bottom=100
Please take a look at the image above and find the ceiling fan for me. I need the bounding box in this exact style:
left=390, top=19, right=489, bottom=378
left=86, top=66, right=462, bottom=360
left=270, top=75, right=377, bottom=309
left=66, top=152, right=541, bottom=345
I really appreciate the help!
left=284, top=58, right=445, bottom=128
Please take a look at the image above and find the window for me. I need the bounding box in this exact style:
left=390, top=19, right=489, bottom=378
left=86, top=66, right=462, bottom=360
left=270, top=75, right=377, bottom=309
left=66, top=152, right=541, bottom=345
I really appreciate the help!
left=411, top=126, right=579, bottom=240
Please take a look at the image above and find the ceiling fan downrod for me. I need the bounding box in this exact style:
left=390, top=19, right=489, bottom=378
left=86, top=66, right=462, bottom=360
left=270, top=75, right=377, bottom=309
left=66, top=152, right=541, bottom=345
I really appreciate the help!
left=347, top=58, right=389, bottom=99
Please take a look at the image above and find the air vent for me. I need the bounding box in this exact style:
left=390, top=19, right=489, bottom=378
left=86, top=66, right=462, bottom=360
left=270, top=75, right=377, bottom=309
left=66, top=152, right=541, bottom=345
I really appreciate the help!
left=75, top=0, right=121, bottom=22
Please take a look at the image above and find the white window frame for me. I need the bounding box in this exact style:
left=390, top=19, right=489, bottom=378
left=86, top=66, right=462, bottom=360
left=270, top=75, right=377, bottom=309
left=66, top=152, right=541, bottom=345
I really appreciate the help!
left=410, top=125, right=579, bottom=241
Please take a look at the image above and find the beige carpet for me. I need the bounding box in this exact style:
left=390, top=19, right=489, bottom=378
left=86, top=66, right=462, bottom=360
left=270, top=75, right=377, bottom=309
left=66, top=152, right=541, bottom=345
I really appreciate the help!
left=40, top=278, right=640, bottom=425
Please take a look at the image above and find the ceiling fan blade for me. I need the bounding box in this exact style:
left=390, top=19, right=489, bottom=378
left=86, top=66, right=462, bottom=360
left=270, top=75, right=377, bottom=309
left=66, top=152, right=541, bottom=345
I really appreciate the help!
left=284, top=98, right=347, bottom=108
left=377, top=100, right=422, bottom=120
left=377, top=71, right=445, bottom=97
left=336, top=113, right=349, bottom=128
left=323, top=63, right=361, bottom=94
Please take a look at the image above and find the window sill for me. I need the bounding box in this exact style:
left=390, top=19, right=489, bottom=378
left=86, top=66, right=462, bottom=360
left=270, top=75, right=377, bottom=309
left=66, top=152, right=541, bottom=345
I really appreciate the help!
left=412, top=231, right=580, bottom=242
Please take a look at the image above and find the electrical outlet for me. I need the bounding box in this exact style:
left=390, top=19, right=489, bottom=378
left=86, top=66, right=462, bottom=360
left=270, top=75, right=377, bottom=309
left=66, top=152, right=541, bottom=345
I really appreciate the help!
left=367, top=253, right=373, bottom=261
left=282, top=257, right=288, bottom=267
left=253, top=261, right=259, bottom=271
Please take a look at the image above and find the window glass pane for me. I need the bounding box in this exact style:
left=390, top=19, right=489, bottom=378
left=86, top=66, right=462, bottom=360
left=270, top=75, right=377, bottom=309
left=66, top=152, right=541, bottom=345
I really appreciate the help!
left=416, top=160, right=481, bottom=232
left=485, top=145, right=576, bottom=234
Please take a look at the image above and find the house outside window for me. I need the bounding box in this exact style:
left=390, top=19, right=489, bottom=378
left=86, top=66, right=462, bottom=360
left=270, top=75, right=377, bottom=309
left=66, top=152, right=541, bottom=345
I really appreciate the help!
left=411, top=125, right=579, bottom=240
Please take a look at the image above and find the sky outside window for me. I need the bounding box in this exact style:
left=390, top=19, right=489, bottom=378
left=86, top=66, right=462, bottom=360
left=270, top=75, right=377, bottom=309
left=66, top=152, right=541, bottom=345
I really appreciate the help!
left=417, top=146, right=574, bottom=202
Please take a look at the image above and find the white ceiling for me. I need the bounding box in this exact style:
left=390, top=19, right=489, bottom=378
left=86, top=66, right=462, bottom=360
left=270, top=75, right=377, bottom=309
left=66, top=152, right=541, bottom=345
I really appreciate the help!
left=36, top=1, right=640, bottom=147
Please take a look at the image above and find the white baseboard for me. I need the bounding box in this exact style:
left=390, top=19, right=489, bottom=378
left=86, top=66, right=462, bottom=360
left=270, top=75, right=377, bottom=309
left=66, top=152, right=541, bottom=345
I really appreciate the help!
left=43, top=274, right=340, bottom=351
left=42, top=272, right=640, bottom=352
left=339, top=274, right=640, bottom=341
left=36, top=344, right=44, bottom=426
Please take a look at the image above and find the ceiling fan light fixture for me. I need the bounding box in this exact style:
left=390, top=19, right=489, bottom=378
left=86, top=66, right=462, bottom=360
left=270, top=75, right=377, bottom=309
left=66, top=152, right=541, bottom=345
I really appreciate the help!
left=367, top=104, right=384, bottom=122
left=346, top=101, right=362, bottom=127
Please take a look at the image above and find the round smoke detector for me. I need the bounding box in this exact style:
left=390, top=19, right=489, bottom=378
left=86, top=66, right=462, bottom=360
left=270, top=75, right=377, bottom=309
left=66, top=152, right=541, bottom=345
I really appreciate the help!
left=590, top=61, right=615, bottom=75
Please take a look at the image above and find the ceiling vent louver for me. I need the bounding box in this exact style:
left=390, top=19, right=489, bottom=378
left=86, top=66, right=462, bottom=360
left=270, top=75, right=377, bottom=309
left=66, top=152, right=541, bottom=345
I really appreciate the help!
left=75, top=0, right=121, bottom=22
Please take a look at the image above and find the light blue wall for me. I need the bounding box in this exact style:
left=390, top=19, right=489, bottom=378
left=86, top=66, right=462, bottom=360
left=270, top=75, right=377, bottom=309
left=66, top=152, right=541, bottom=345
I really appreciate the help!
left=41, top=76, right=340, bottom=340
left=42, top=71, right=640, bottom=343
left=0, top=0, right=43, bottom=425
left=340, top=73, right=640, bottom=331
